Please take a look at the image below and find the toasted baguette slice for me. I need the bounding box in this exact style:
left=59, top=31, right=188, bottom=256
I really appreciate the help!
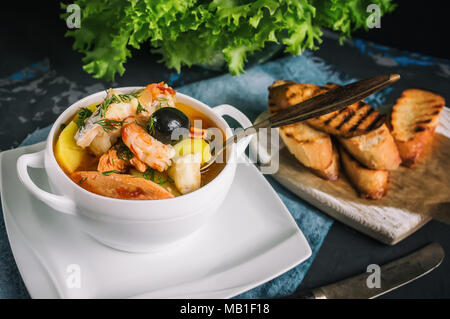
left=339, top=147, right=389, bottom=200
left=306, top=96, right=385, bottom=138
left=339, top=123, right=401, bottom=170
left=278, top=124, right=339, bottom=180
left=269, top=81, right=338, bottom=180
left=310, top=144, right=339, bottom=181
left=268, top=81, right=385, bottom=137
left=278, top=123, right=334, bottom=171
left=391, top=89, right=445, bottom=166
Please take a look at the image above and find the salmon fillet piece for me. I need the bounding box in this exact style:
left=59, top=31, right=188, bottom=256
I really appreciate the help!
left=71, top=171, right=174, bottom=200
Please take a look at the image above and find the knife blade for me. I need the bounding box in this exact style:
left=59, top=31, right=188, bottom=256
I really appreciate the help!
left=292, top=242, right=444, bottom=299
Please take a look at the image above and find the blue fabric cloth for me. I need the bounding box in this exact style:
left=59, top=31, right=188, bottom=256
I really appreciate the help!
left=3, top=51, right=394, bottom=298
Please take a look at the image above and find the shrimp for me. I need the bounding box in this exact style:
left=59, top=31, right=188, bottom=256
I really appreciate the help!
left=138, top=82, right=177, bottom=115
left=121, top=119, right=175, bottom=172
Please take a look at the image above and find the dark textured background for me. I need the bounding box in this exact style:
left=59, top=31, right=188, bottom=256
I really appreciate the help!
left=1, top=1, right=449, bottom=298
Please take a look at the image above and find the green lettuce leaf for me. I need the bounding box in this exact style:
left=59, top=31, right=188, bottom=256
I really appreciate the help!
left=61, top=0, right=396, bottom=81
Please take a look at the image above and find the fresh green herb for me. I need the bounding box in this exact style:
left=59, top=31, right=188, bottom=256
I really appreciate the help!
left=118, top=94, right=131, bottom=102
left=156, top=178, right=168, bottom=185
left=142, top=168, right=168, bottom=185
left=115, top=143, right=134, bottom=161
left=100, top=96, right=113, bottom=115
left=101, top=170, right=120, bottom=176
left=110, top=94, right=121, bottom=104
left=147, top=116, right=156, bottom=135
left=76, top=107, right=93, bottom=128
left=96, top=92, right=121, bottom=117
left=129, top=89, right=144, bottom=98
left=136, top=101, right=147, bottom=115
left=143, top=168, right=155, bottom=181
left=94, top=119, right=124, bottom=132
left=78, top=177, right=87, bottom=185
left=118, top=89, right=145, bottom=103
left=62, top=1, right=396, bottom=81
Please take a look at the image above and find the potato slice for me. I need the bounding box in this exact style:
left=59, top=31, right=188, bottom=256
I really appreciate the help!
left=173, top=138, right=211, bottom=164
left=55, top=121, right=87, bottom=173
left=55, top=103, right=99, bottom=173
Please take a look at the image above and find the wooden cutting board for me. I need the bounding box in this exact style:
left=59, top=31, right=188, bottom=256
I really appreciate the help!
left=252, top=109, right=450, bottom=245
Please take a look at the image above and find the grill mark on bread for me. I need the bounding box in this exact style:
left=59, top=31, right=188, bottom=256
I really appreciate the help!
left=335, top=111, right=356, bottom=130
left=366, top=114, right=385, bottom=131
left=349, top=107, right=374, bottom=132
left=324, top=108, right=346, bottom=125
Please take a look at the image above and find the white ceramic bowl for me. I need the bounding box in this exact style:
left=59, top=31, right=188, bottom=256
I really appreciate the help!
left=17, top=88, right=252, bottom=253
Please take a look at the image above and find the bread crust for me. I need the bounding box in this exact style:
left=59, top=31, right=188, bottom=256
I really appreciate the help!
left=339, top=146, right=389, bottom=200
left=339, top=124, right=401, bottom=170
left=269, top=81, right=338, bottom=180
left=391, top=88, right=445, bottom=166
left=310, top=144, right=339, bottom=181
left=278, top=123, right=333, bottom=171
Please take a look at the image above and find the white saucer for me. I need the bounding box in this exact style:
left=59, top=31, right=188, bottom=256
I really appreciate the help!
left=0, top=142, right=311, bottom=299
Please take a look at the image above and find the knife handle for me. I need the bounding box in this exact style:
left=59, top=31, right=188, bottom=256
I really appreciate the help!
left=289, top=288, right=327, bottom=299
left=267, top=73, right=400, bottom=128
left=291, top=291, right=316, bottom=299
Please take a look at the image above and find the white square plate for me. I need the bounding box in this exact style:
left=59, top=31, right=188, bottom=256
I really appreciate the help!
left=0, top=142, right=311, bottom=298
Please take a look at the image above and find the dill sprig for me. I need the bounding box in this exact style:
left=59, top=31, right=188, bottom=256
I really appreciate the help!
left=78, top=177, right=87, bottom=185
left=101, top=170, right=120, bottom=176
left=76, top=107, right=93, bottom=128
left=115, top=142, right=134, bottom=161
left=142, top=168, right=168, bottom=185
left=94, top=119, right=124, bottom=132
left=118, top=89, right=145, bottom=103
left=147, top=115, right=156, bottom=135
left=136, top=101, right=147, bottom=115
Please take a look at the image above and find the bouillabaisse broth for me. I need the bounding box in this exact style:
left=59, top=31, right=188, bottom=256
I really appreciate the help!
left=54, top=84, right=225, bottom=200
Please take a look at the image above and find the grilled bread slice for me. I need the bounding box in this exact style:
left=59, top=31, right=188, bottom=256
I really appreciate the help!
left=311, top=144, right=339, bottom=181
left=339, top=123, right=401, bottom=170
left=391, top=89, right=445, bottom=166
left=306, top=97, right=385, bottom=138
left=339, top=146, right=389, bottom=200
left=278, top=123, right=339, bottom=180
left=278, top=122, right=334, bottom=171
left=269, top=81, right=385, bottom=138
left=269, top=81, right=338, bottom=180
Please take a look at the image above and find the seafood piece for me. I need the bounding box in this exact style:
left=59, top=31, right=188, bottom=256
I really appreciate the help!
left=97, top=149, right=128, bottom=173
left=74, top=111, right=104, bottom=148
left=71, top=171, right=174, bottom=200
left=121, top=120, right=175, bottom=172
left=138, top=82, right=177, bottom=115
left=89, top=131, right=119, bottom=156
left=74, top=88, right=145, bottom=153
left=168, top=153, right=202, bottom=195
left=129, top=157, right=148, bottom=173
left=98, top=147, right=148, bottom=173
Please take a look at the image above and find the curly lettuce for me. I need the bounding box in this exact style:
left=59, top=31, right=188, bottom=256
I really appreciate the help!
left=61, top=0, right=396, bottom=81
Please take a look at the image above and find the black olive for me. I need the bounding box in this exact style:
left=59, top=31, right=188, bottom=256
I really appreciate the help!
left=147, top=107, right=190, bottom=144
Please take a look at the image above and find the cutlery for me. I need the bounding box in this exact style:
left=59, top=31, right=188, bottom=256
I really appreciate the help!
left=201, top=73, right=400, bottom=172
left=290, top=242, right=444, bottom=299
